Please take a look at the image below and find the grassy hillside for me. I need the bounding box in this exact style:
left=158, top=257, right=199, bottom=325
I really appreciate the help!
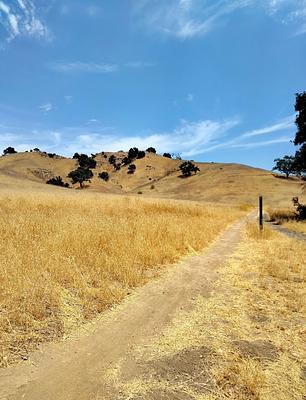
left=0, top=151, right=304, bottom=206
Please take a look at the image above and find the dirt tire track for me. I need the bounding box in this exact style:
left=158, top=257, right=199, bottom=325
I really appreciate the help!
left=0, top=215, right=251, bottom=400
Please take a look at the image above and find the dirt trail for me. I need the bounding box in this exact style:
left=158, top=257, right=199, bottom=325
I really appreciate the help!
left=0, top=215, right=251, bottom=400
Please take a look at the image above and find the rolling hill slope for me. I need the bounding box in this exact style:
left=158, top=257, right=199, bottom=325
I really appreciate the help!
left=0, top=151, right=304, bottom=206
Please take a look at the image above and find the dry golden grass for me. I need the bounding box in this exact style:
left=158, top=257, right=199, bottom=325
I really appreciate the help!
left=283, top=220, right=306, bottom=234
left=268, top=207, right=306, bottom=234
left=120, top=224, right=305, bottom=399
left=0, top=188, right=241, bottom=367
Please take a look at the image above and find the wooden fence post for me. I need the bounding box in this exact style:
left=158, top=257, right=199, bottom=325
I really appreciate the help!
left=259, top=196, right=263, bottom=230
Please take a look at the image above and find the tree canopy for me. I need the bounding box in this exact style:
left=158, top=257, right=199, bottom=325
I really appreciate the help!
left=3, top=147, right=17, bottom=155
left=273, top=156, right=297, bottom=178
left=68, top=167, right=93, bottom=188
left=179, top=161, right=200, bottom=177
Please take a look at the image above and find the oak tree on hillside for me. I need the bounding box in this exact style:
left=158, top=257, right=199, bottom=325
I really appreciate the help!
left=3, top=147, right=17, bottom=155
left=68, top=167, right=93, bottom=188
left=179, top=161, right=200, bottom=177
left=146, top=147, right=156, bottom=153
left=74, top=153, right=97, bottom=169
left=128, top=147, right=139, bottom=159
left=163, top=153, right=172, bottom=158
left=273, top=156, right=297, bottom=178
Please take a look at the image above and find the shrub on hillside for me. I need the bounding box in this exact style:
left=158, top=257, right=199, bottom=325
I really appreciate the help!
left=146, top=147, right=156, bottom=153
left=122, top=156, right=132, bottom=166
left=99, top=171, right=109, bottom=181
left=292, top=197, right=306, bottom=220
left=46, top=176, right=69, bottom=188
left=163, top=153, right=172, bottom=158
left=128, top=147, right=139, bottom=159
left=137, top=150, right=146, bottom=159
left=128, top=164, right=136, bottom=174
left=3, top=147, right=17, bottom=155
left=109, top=155, right=116, bottom=165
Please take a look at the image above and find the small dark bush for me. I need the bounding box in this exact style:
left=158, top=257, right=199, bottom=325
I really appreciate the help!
left=128, top=147, right=139, bottom=159
left=137, top=150, right=146, bottom=159
left=146, top=147, right=156, bottom=153
left=122, top=156, right=132, bottom=165
left=46, top=176, right=69, bottom=188
left=163, top=153, right=172, bottom=158
left=128, top=164, right=136, bottom=174
left=3, top=147, right=17, bottom=155
left=47, top=153, right=56, bottom=158
left=292, top=197, right=306, bottom=220
left=99, top=171, right=109, bottom=181
left=109, top=155, right=116, bottom=165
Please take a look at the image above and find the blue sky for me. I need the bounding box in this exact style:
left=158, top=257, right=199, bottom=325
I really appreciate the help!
left=0, top=0, right=305, bottom=169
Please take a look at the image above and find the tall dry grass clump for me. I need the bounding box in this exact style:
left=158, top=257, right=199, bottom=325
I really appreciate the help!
left=0, top=189, right=240, bottom=366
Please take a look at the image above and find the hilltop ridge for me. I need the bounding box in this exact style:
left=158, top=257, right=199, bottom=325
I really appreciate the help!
left=0, top=150, right=304, bottom=206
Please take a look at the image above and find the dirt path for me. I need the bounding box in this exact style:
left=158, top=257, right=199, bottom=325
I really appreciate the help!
left=0, top=215, right=251, bottom=400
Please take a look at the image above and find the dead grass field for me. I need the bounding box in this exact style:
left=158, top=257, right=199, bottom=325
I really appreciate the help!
left=268, top=208, right=306, bottom=234
left=114, top=225, right=305, bottom=399
left=0, top=188, right=241, bottom=367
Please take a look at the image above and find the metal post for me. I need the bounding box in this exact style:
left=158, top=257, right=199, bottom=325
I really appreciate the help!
left=259, top=196, right=263, bottom=230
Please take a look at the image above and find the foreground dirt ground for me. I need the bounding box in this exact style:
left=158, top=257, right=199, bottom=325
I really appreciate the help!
left=1, top=216, right=304, bottom=400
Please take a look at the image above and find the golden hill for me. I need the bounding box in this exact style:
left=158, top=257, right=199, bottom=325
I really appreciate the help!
left=0, top=151, right=304, bottom=206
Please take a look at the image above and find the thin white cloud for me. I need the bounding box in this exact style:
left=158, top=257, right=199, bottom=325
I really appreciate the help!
left=48, top=62, right=119, bottom=74
left=0, top=0, right=50, bottom=44
left=133, top=0, right=306, bottom=39
left=39, top=103, right=53, bottom=113
left=58, top=118, right=240, bottom=156
left=241, top=115, right=295, bottom=138
left=49, top=61, right=155, bottom=73
left=0, top=115, right=294, bottom=158
left=230, top=136, right=291, bottom=149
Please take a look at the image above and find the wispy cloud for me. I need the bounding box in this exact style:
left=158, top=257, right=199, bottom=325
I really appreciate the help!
left=0, top=0, right=50, bottom=44
left=241, top=115, right=295, bottom=138
left=48, top=61, right=155, bottom=73
left=133, top=0, right=306, bottom=39
left=56, top=118, right=240, bottom=156
left=39, top=103, right=53, bottom=113
left=48, top=62, right=119, bottom=74
left=0, top=115, right=294, bottom=158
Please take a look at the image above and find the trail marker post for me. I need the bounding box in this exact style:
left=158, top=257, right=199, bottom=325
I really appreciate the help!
left=259, top=196, right=263, bottom=231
